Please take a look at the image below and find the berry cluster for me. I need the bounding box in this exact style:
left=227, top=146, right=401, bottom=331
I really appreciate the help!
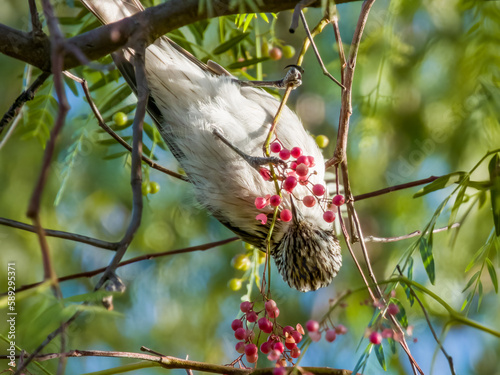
left=367, top=303, right=403, bottom=345
left=231, top=300, right=305, bottom=366
left=254, top=141, right=345, bottom=225
left=305, top=319, right=348, bottom=343
left=228, top=243, right=267, bottom=291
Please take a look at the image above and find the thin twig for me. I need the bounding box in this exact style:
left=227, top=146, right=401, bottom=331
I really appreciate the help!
left=63, top=71, right=188, bottom=182
left=354, top=176, right=441, bottom=201
left=331, top=10, right=346, bottom=74
left=28, top=0, right=44, bottom=37
left=0, top=217, right=119, bottom=250
left=365, top=223, right=460, bottom=243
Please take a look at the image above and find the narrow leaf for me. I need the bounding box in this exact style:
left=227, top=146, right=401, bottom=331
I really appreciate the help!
left=212, top=32, right=250, bottom=55
left=413, top=172, right=466, bottom=198
left=419, top=237, right=436, bottom=284
left=486, top=258, right=498, bottom=293
left=488, top=154, right=500, bottom=236
left=100, top=85, right=133, bottom=114
left=462, top=271, right=480, bottom=293
left=374, top=343, right=387, bottom=371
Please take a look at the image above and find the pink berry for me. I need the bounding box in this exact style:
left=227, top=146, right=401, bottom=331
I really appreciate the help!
left=273, top=367, right=287, bottom=375
left=306, top=320, right=319, bottom=332
left=296, top=155, right=310, bottom=166
left=256, top=213, right=268, bottom=225
left=325, top=329, right=337, bottom=342
left=247, top=311, right=258, bottom=323
left=335, top=324, right=348, bottom=335
left=291, top=147, right=302, bottom=158
left=268, top=307, right=280, bottom=319
left=240, top=301, right=252, bottom=313
left=245, top=343, right=258, bottom=356
left=295, top=163, right=309, bottom=177
left=273, top=341, right=285, bottom=353
left=269, top=195, right=281, bottom=207
left=265, top=299, right=277, bottom=312
left=258, top=317, right=273, bottom=333
left=307, top=156, right=315, bottom=166
left=231, top=319, right=243, bottom=331
left=290, top=347, right=301, bottom=358
left=332, top=194, right=345, bottom=206
left=283, top=176, right=298, bottom=193
left=309, top=331, right=321, bottom=342
left=280, top=209, right=292, bottom=222
left=255, top=197, right=267, bottom=209
left=291, top=330, right=303, bottom=343
left=388, top=303, right=400, bottom=315
left=235, top=341, right=245, bottom=353
left=312, top=184, right=326, bottom=196
left=382, top=328, right=393, bottom=339
left=279, top=149, right=291, bottom=160
left=246, top=353, right=258, bottom=363
left=267, top=349, right=281, bottom=361
left=259, top=168, right=271, bottom=181
left=303, top=196, right=316, bottom=207
left=260, top=341, right=272, bottom=354
left=235, top=327, right=247, bottom=340
left=290, top=161, right=297, bottom=170
left=270, top=142, right=282, bottom=153
left=369, top=331, right=382, bottom=345
left=283, top=326, right=294, bottom=335
left=323, top=211, right=335, bottom=223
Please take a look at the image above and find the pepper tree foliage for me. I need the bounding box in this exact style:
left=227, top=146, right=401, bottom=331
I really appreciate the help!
left=0, top=0, right=499, bottom=374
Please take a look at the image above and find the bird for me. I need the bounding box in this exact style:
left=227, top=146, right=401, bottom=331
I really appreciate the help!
left=81, top=0, right=342, bottom=292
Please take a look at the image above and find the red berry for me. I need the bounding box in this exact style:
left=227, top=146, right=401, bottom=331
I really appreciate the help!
left=279, top=149, right=291, bottom=160
left=312, top=184, right=326, bottom=196
left=296, top=155, right=310, bottom=166
left=307, top=156, right=315, bottom=167
left=269, top=47, right=282, bottom=61
left=268, top=307, right=280, bottom=318
left=283, top=176, right=297, bottom=192
left=246, top=353, right=259, bottom=363
left=245, top=343, right=258, bottom=356
left=273, top=341, right=285, bottom=353
left=280, top=209, right=292, bottom=222
left=291, top=330, right=303, bottom=343
left=255, top=197, right=267, bottom=209
left=235, top=341, right=245, bottom=353
left=265, top=299, right=277, bottom=312
left=256, top=213, right=268, bottom=224
left=290, top=161, right=297, bottom=170
left=306, top=320, right=319, bottom=332
left=382, top=328, right=393, bottom=339
left=235, top=327, right=247, bottom=340
left=323, top=211, right=335, bottom=223
left=247, top=311, right=258, bottom=323
left=291, top=147, right=302, bottom=158
left=369, top=331, right=382, bottom=345
left=290, top=347, right=301, bottom=358
left=270, top=195, right=281, bottom=207
left=285, top=341, right=296, bottom=350
left=303, top=196, right=316, bottom=207
left=268, top=349, right=280, bottom=361
left=309, top=331, right=321, bottom=342
left=283, top=326, right=294, bottom=335
left=295, top=163, right=309, bottom=177
left=258, top=317, right=273, bottom=333
left=332, top=194, right=345, bottom=206
left=240, top=301, right=253, bottom=313
left=335, top=324, right=348, bottom=335
left=270, top=142, right=281, bottom=153
left=388, top=303, right=400, bottom=315
left=325, top=329, right=337, bottom=342
left=259, top=168, right=271, bottom=181
left=231, top=319, right=243, bottom=331
left=273, top=367, right=287, bottom=375
left=260, top=341, right=272, bottom=354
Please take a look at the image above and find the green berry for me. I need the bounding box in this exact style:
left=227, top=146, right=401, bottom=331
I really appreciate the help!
left=228, top=278, right=243, bottom=291
left=113, top=112, right=128, bottom=127
left=231, top=254, right=251, bottom=271
left=316, top=134, right=330, bottom=148
left=261, top=41, right=269, bottom=57
left=149, top=181, right=160, bottom=194
left=141, top=182, right=151, bottom=196
left=244, top=242, right=255, bottom=251
left=282, top=45, right=296, bottom=59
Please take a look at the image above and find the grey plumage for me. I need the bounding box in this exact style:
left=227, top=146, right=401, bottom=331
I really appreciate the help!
left=81, top=0, right=342, bottom=292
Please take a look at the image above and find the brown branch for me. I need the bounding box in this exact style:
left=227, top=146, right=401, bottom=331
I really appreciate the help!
left=28, top=0, right=44, bottom=37
left=0, top=217, right=119, bottom=250
left=354, top=176, right=441, bottom=201
left=365, top=223, right=460, bottom=243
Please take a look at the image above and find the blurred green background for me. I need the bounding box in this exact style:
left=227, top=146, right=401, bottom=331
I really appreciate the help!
left=0, top=0, right=499, bottom=374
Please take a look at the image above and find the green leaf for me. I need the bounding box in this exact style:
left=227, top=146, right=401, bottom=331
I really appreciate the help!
left=352, top=346, right=371, bottom=375
left=99, top=84, right=133, bottom=114
left=97, top=136, right=132, bottom=146
left=413, top=172, right=466, bottom=198
left=212, top=32, right=250, bottom=55
left=391, top=298, right=408, bottom=328
left=486, top=258, right=498, bottom=293
left=419, top=237, right=435, bottom=284
left=103, top=152, right=128, bottom=160
left=405, top=257, right=415, bottom=305
left=374, top=343, right=387, bottom=371
left=462, top=270, right=480, bottom=293
left=242, top=13, right=255, bottom=32
left=488, top=153, right=500, bottom=236
left=477, top=280, right=483, bottom=311
left=461, top=291, right=473, bottom=311
left=227, top=57, right=269, bottom=69
left=449, top=180, right=469, bottom=226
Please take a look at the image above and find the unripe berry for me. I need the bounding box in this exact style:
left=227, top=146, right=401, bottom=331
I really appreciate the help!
left=258, top=317, right=273, bottom=333
left=234, top=327, right=247, bottom=340
left=235, top=341, right=245, bottom=353
left=270, top=195, right=281, bottom=207
left=280, top=209, right=292, bottom=222
left=306, top=320, right=320, bottom=332
left=388, top=303, right=400, bottom=315
left=113, top=111, right=128, bottom=126
left=312, top=184, right=326, bottom=196
left=332, top=194, right=345, bottom=206
left=291, top=146, right=303, bottom=158
left=273, top=341, right=285, bottom=353
left=279, top=149, right=291, bottom=160
left=323, top=211, right=335, bottom=223
left=149, top=181, right=160, bottom=194
left=270, top=141, right=281, bottom=153
left=246, top=311, right=258, bottom=323
left=260, top=341, right=272, bottom=354
left=232, top=254, right=251, bottom=270
left=245, top=343, right=258, bottom=356
left=295, top=163, right=309, bottom=177
left=325, top=329, right=337, bottom=342
left=303, top=196, right=316, bottom=207
left=228, top=278, right=243, bottom=291
left=315, top=134, right=329, bottom=148
left=369, top=331, right=382, bottom=345
left=231, top=319, right=243, bottom=331
left=246, top=353, right=258, bottom=363
left=240, top=301, right=253, bottom=313
left=282, top=45, right=296, bottom=59
left=283, top=176, right=297, bottom=192
left=290, top=347, right=301, bottom=358
left=142, top=182, right=151, bottom=196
